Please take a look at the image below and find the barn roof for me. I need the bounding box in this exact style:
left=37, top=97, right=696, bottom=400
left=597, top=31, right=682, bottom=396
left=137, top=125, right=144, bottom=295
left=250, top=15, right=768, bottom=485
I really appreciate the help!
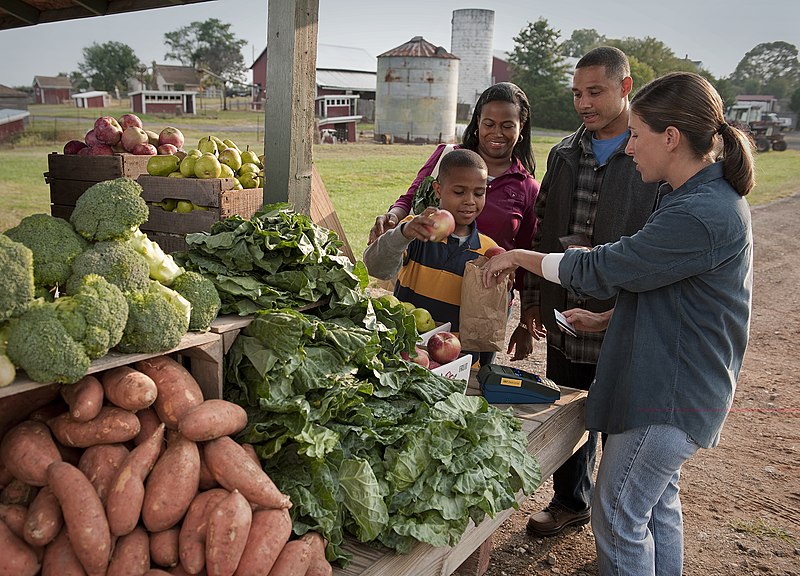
left=0, top=84, right=27, bottom=96
left=316, top=69, right=375, bottom=92
left=378, top=36, right=458, bottom=60
left=0, top=108, right=29, bottom=125
left=33, top=75, right=72, bottom=88
left=153, top=64, right=202, bottom=86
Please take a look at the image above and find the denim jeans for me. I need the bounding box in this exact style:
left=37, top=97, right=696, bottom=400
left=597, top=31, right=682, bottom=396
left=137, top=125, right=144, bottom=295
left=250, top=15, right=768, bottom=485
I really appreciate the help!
left=592, top=424, right=700, bottom=576
left=546, top=345, right=597, bottom=513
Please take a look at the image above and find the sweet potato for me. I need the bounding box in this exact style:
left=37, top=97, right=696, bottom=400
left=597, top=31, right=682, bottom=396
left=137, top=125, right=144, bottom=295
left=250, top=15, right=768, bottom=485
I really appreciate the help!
left=144, top=569, right=173, bottom=575
left=205, top=489, right=252, bottom=576
left=203, top=437, right=291, bottom=510
left=41, top=527, right=86, bottom=576
left=0, top=516, right=40, bottom=576
left=265, top=537, right=311, bottom=576
left=0, top=478, right=36, bottom=506
left=0, top=420, right=62, bottom=486
left=134, top=407, right=163, bottom=446
left=27, top=398, right=70, bottom=424
left=198, top=456, right=219, bottom=490
left=135, top=356, right=204, bottom=429
left=233, top=508, right=292, bottom=576
left=150, top=526, right=180, bottom=568
left=178, top=488, right=228, bottom=574
left=106, top=423, right=165, bottom=537
left=0, top=384, right=60, bottom=439
left=48, top=406, right=141, bottom=448
left=178, top=400, right=248, bottom=442
left=0, top=503, right=27, bottom=538
left=168, top=564, right=196, bottom=576
left=0, top=463, right=13, bottom=488
left=60, top=375, right=104, bottom=423
left=240, top=443, right=260, bottom=467
left=142, top=430, right=200, bottom=532
left=107, top=525, right=149, bottom=576
left=102, top=366, right=158, bottom=411
left=23, top=486, right=62, bottom=547
left=301, top=532, right=332, bottom=576
left=47, top=461, right=110, bottom=576
left=78, top=443, right=130, bottom=504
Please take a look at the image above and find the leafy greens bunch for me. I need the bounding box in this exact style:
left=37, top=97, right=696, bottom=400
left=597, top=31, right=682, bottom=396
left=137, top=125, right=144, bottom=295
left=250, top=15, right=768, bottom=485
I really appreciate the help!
left=177, top=203, right=368, bottom=315
left=225, top=308, right=541, bottom=564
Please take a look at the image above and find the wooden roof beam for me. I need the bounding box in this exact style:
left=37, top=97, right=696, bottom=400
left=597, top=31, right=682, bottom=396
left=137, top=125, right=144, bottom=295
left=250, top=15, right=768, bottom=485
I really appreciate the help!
left=73, top=0, right=109, bottom=16
left=0, top=0, right=40, bottom=25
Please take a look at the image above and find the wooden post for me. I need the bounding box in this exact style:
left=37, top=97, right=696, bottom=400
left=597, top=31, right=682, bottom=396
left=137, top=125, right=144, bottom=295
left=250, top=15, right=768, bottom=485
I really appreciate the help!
left=263, top=0, right=319, bottom=214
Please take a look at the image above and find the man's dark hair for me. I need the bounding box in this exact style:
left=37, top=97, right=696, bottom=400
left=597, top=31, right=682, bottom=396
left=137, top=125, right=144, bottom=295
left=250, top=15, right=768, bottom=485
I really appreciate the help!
left=438, top=149, right=487, bottom=184
left=576, top=46, right=630, bottom=83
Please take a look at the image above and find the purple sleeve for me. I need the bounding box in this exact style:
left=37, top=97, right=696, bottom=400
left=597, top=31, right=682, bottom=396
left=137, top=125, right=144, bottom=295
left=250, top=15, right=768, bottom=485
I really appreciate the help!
left=390, top=144, right=449, bottom=213
left=513, top=177, right=540, bottom=293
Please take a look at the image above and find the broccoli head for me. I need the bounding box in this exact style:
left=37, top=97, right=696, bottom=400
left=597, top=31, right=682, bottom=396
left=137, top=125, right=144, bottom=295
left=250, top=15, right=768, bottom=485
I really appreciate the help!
left=70, top=177, right=149, bottom=241
left=53, top=274, right=128, bottom=359
left=0, top=234, right=35, bottom=322
left=116, top=281, right=191, bottom=354
left=171, top=271, right=221, bottom=331
left=5, top=213, right=88, bottom=289
left=0, top=322, right=15, bottom=387
left=5, top=302, right=92, bottom=384
left=67, top=240, right=150, bottom=295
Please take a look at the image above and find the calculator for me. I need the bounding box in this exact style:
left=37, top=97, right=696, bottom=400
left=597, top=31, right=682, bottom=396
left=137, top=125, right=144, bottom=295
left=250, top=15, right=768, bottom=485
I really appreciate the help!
left=477, top=363, right=561, bottom=404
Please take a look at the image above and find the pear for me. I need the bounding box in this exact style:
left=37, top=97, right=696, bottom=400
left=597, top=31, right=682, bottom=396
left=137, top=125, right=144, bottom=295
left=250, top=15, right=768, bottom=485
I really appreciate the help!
left=223, top=138, right=240, bottom=151
left=198, top=136, right=218, bottom=156
left=219, top=163, right=236, bottom=179
left=179, top=155, right=199, bottom=178
left=168, top=171, right=184, bottom=178
left=161, top=198, right=178, bottom=212
left=211, top=135, right=226, bottom=150
left=186, top=148, right=203, bottom=158
left=238, top=171, right=260, bottom=189
left=147, top=154, right=181, bottom=177
left=238, top=162, right=259, bottom=175
left=194, top=153, right=222, bottom=179
left=175, top=200, right=194, bottom=213
left=218, top=147, right=242, bottom=172
left=241, top=145, right=260, bottom=167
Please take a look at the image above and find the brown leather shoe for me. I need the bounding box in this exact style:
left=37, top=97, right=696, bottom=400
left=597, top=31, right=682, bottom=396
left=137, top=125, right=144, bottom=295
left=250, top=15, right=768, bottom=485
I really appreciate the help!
left=526, top=503, right=591, bottom=537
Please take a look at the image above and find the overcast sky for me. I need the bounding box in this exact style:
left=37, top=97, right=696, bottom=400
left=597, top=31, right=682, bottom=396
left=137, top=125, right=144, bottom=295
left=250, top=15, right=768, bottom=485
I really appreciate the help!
left=0, top=0, right=798, bottom=88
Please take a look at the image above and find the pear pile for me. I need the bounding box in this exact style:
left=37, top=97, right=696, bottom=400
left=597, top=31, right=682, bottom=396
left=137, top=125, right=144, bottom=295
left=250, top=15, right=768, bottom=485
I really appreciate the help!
left=146, top=136, right=265, bottom=190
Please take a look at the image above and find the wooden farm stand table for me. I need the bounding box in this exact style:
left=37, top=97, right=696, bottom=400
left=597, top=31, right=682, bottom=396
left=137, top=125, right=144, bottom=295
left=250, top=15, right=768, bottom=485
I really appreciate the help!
left=211, top=314, right=588, bottom=576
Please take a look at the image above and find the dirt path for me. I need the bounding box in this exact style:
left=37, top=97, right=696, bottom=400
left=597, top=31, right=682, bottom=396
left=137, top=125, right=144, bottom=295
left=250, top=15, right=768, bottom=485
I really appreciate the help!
left=484, top=193, right=800, bottom=575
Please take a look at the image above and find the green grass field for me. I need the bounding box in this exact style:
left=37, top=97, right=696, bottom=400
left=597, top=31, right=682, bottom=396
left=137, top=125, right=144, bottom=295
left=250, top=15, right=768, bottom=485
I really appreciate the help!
left=2, top=103, right=799, bottom=252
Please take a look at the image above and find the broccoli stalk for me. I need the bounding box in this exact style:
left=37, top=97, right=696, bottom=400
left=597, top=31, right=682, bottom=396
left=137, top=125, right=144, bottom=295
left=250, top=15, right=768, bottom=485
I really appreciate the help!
left=0, top=323, right=15, bottom=387
left=127, top=229, right=183, bottom=286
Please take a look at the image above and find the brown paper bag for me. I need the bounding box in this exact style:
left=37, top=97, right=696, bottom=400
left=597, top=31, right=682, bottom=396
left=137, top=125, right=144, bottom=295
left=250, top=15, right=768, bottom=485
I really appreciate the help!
left=458, top=256, right=508, bottom=352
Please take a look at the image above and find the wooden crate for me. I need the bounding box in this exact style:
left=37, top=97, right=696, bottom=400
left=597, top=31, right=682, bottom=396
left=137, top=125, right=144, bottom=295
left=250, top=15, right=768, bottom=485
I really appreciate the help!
left=46, top=152, right=152, bottom=217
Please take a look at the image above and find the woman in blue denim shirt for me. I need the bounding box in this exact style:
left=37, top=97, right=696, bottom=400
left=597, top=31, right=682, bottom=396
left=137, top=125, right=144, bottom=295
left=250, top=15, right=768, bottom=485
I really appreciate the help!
left=482, top=72, right=755, bottom=576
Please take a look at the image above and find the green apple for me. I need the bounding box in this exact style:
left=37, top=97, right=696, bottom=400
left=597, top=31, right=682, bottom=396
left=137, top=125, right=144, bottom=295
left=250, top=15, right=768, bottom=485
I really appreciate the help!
left=218, top=147, right=242, bottom=172
left=194, top=153, right=222, bottom=179
left=175, top=200, right=193, bottom=213
left=198, top=136, right=218, bottom=156
left=238, top=171, right=259, bottom=189
left=219, top=163, right=236, bottom=179
left=411, top=307, right=436, bottom=333
left=240, top=145, right=260, bottom=167
left=179, top=155, right=198, bottom=178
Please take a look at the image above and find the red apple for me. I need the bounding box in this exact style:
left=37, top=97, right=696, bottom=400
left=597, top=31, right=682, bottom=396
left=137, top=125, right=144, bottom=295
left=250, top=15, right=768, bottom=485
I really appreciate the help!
left=87, top=144, right=114, bottom=156
left=63, top=139, right=87, bottom=155
left=159, top=126, right=185, bottom=149
left=94, top=116, right=123, bottom=145
left=427, top=331, right=461, bottom=364
left=428, top=360, right=441, bottom=369
left=401, top=346, right=430, bottom=369
left=157, top=143, right=179, bottom=156
left=118, top=113, right=143, bottom=130
left=121, top=126, right=149, bottom=152
left=131, top=143, right=157, bottom=156
left=427, top=209, right=456, bottom=241
left=485, top=246, right=507, bottom=259
left=84, top=129, right=99, bottom=147
left=77, top=146, right=91, bottom=156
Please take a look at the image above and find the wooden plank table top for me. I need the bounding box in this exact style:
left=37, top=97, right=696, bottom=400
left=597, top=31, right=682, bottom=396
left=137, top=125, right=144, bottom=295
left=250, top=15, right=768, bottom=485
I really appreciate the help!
left=334, top=378, right=588, bottom=576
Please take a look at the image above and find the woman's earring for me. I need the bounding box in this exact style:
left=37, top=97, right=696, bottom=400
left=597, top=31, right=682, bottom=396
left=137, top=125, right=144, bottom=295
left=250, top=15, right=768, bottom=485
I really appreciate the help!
left=518, top=134, right=524, bottom=142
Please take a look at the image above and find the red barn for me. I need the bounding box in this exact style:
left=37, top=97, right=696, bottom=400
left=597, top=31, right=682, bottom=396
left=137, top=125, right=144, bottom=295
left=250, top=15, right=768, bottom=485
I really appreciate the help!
left=32, top=75, right=72, bottom=104
left=0, top=109, right=29, bottom=141
left=71, top=90, right=109, bottom=108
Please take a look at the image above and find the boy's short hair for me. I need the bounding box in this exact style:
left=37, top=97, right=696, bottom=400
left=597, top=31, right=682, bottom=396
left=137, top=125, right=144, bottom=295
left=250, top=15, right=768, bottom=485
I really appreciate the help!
left=438, top=148, right=488, bottom=184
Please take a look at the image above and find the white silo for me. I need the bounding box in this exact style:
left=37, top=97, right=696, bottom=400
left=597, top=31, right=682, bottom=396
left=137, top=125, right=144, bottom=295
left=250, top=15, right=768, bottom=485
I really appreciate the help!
left=375, top=36, right=460, bottom=144
left=450, top=8, right=495, bottom=111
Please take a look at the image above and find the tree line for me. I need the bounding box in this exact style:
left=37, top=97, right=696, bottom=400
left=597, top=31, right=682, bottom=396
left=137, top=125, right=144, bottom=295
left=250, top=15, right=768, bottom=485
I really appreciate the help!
left=509, top=19, right=800, bottom=130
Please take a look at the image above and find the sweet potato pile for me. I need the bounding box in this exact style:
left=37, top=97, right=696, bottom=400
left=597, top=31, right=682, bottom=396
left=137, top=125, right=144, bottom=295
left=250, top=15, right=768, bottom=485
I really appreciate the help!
left=0, top=355, right=332, bottom=576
